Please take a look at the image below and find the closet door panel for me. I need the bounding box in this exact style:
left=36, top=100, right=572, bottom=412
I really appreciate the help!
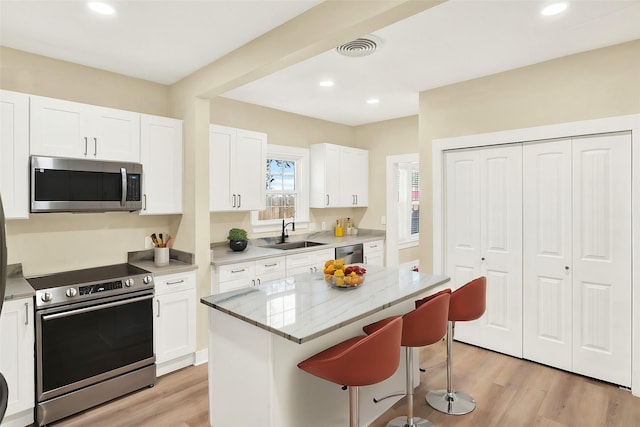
left=444, top=150, right=482, bottom=343
left=523, top=139, right=572, bottom=370
left=479, top=146, right=522, bottom=357
left=572, top=132, right=632, bottom=387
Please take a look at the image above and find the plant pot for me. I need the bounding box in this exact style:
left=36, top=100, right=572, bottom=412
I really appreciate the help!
left=229, top=240, right=248, bottom=252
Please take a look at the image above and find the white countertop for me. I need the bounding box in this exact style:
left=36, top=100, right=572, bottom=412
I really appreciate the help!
left=201, top=264, right=449, bottom=344
left=4, top=264, right=35, bottom=301
left=210, top=229, right=386, bottom=266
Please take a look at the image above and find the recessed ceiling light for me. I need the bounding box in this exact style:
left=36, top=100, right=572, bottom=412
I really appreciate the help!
left=541, top=2, right=568, bottom=16
left=367, top=98, right=380, bottom=105
left=319, top=80, right=334, bottom=88
left=88, top=2, right=115, bottom=15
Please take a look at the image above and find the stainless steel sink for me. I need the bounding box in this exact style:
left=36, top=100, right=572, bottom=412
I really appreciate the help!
left=263, top=241, right=326, bottom=250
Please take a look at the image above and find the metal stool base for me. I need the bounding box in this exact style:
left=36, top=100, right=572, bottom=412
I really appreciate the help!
left=385, top=415, right=433, bottom=427
left=425, top=389, right=476, bottom=415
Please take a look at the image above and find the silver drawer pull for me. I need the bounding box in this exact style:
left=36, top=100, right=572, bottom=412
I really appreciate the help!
left=166, top=279, right=185, bottom=285
left=231, top=268, right=245, bottom=273
left=264, top=263, right=278, bottom=267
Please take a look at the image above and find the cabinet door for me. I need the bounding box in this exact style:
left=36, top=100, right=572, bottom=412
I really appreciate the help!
left=340, top=146, right=368, bottom=207
left=0, top=90, right=29, bottom=219
left=364, top=240, right=384, bottom=266
left=310, top=144, right=341, bottom=207
left=91, top=105, right=140, bottom=162
left=140, top=114, right=183, bottom=215
left=0, top=298, right=35, bottom=417
left=234, top=129, right=266, bottom=211
left=154, top=290, right=196, bottom=364
left=30, top=95, right=87, bottom=158
left=209, top=125, right=234, bottom=211
left=571, top=132, right=632, bottom=387
left=523, top=138, right=573, bottom=371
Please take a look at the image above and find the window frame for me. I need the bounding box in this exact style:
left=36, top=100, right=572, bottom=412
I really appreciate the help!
left=251, top=144, right=310, bottom=233
left=397, top=160, right=420, bottom=249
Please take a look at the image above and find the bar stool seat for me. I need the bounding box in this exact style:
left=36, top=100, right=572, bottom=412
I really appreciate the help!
left=364, top=289, right=451, bottom=427
left=297, top=316, right=403, bottom=427
left=425, top=276, right=486, bottom=416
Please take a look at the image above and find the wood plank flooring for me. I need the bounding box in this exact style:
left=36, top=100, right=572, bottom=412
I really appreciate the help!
left=51, top=341, right=640, bottom=427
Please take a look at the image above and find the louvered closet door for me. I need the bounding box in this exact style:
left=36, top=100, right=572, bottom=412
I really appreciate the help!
left=444, top=146, right=522, bottom=356
left=523, top=138, right=573, bottom=370
left=572, top=132, right=632, bottom=387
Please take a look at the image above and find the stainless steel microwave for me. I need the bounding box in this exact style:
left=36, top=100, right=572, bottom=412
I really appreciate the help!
left=30, top=156, right=143, bottom=213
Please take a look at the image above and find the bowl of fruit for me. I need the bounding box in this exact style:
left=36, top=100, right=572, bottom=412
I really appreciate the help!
left=323, top=259, right=366, bottom=289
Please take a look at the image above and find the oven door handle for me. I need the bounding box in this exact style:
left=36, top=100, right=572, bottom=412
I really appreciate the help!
left=41, top=294, right=154, bottom=321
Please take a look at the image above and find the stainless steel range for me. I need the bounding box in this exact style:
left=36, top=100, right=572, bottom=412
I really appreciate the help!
left=28, top=263, right=156, bottom=426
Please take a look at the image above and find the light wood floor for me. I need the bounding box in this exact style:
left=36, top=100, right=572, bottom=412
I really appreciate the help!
left=51, top=340, right=639, bottom=427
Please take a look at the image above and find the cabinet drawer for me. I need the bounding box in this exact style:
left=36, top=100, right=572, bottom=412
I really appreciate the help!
left=364, top=240, right=384, bottom=254
left=218, top=262, right=255, bottom=283
left=286, top=248, right=334, bottom=270
left=155, top=271, right=195, bottom=296
left=254, top=256, right=285, bottom=276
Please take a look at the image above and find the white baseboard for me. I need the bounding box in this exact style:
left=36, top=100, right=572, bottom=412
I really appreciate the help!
left=194, top=348, right=208, bottom=366
left=1, top=409, right=34, bottom=427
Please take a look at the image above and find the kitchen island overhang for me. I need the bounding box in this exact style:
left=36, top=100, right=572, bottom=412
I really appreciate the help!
left=201, top=265, right=450, bottom=427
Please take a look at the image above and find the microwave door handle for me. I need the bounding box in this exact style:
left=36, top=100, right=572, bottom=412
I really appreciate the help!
left=120, top=167, right=127, bottom=207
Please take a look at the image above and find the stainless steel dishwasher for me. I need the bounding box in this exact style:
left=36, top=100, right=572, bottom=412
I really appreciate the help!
left=335, top=243, right=363, bottom=264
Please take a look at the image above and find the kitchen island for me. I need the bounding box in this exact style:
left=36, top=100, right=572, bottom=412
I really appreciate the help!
left=200, top=265, right=449, bottom=427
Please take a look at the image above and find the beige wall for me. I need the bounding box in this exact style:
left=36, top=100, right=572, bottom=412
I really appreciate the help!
left=419, top=39, right=640, bottom=272
left=0, top=47, right=175, bottom=275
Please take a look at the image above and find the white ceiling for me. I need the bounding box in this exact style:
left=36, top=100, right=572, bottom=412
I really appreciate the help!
left=2, top=0, right=640, bottom=126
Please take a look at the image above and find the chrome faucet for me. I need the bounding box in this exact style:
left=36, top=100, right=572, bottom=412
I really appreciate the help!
left=281, top=219, right=295, bottom=244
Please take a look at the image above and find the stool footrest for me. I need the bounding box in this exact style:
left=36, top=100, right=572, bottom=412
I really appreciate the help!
left=373, top=391, right=404, bottom=403
left=425, top=389, right=476, bottom=415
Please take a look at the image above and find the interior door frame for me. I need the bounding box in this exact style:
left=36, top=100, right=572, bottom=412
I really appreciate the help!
left=431, top=113, right=640, bottom=397
left=385, top=153, right=419, bottom=267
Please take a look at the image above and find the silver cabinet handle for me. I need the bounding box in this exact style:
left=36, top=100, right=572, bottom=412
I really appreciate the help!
left=93, top=137, right=98, bottom=156
left=264, top=263, right=278, bottom=267
left=84, top=137, right=88, bottom=156
left=237, top=194, right=241, bottom=208
left=232, top=194, right=236, bottom=208
left=166, top=279, right=185, bottom=285
left=251, top=279, right=256, bottom=286
left=143, top=194, right=147, bottom=210
left=326, top=194, right=329, bottom=206
left=230, top=268, right=245, bottom=274
left=156, top=299, right=160, bottom=318
left=25, top=302, right=29, bottom=325
left=355, top=195, right=358, bottom=205
left=257, top=278, right=261, bottom=285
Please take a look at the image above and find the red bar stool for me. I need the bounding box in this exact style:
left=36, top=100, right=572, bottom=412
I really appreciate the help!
left=425, top=276, right=486, bottom=415
left=364, top=289, right=451, bottom=427
left=297, top=316, right=403, bottom=427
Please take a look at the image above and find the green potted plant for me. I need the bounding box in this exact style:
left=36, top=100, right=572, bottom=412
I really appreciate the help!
left=227, top=228, right=248, bottom=252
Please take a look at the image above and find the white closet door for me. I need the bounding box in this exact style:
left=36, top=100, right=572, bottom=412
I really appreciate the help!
left=444, top=146, right=522, bottom=356
left=523, top=138, right=573, bottom=370
left=444, top=149, right=482, bottom=343
left=572, top=132, right=632, bottom=387
left=478, top=145, right=523, bottom=357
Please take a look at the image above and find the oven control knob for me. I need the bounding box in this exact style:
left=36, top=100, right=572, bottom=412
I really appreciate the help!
left=125, top=278, right=134, bottom=287
left=65, top=288, right=77, bottom=298
left=143, top=275, right=153, bottom=285
left=41, top=292, right=52, bottom=302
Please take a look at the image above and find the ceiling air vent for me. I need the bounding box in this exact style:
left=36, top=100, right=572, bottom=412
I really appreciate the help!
left=336, top=35, right=382, bottom=57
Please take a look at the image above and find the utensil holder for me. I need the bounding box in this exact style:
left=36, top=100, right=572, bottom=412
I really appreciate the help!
left=154, top=247, right=169, bottom=267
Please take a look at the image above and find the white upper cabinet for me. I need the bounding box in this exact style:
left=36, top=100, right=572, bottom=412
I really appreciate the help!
left=30, top=95, right=140, bottom=162
left=209, top=124, right=266, bottom=212
left=310, top=143, right=368, bottom=208
left=139, top=114, right=183, bottom=215
left=0, top=90, right=29, bottom=219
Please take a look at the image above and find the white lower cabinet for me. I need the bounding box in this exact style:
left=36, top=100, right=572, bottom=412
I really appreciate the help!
left=214, top=257, right=286, bottom=294
left=154, top=271, right=196, bottom=377
left=0, top=298, right=35, bottom=427
left=286, top=248, right=334, bottom=277
left=363, top=240, right=384, bottom=266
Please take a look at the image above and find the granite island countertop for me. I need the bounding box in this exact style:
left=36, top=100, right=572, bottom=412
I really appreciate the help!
left=210, top=229, right=386, bottom=267
left=201, top=264, right=449, bottom=344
